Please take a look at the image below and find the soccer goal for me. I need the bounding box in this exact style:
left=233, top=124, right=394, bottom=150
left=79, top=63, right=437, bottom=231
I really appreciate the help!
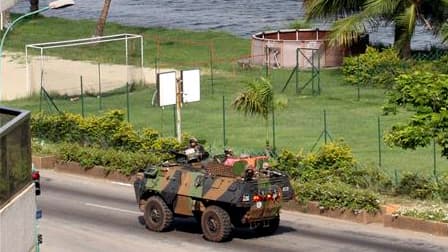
left=25, top=33, right=144, bottom=110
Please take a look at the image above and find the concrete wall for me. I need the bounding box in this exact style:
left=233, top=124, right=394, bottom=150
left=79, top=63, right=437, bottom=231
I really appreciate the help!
left=0, top=184, right=36, bottom=252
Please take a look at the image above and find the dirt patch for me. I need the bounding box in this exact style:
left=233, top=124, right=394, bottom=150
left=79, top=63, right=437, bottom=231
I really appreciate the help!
left=1, top=52, right=175, bottom=101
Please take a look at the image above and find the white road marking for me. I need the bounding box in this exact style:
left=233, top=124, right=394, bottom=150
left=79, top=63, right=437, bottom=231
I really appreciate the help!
left=85, top=203, right=141, bottom=215
left=111, top=181, right=133, bottom=187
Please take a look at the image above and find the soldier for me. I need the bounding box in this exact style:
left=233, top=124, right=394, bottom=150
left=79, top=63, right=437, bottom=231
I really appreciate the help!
left=185, top=137, right=207, bottom=162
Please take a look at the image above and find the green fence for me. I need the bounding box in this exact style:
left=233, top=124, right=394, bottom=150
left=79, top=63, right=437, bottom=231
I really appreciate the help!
left=0, top=107, right=32, bottom=207
left=33, top=37, right=448, bottom=180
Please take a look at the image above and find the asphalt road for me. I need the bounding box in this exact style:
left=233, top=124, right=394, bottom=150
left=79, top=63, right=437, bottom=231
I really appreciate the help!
left=37, top=170, right=448, bottom=252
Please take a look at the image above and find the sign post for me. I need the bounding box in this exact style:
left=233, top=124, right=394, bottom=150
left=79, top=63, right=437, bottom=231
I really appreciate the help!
left=157, top=69, right=201, bottom=143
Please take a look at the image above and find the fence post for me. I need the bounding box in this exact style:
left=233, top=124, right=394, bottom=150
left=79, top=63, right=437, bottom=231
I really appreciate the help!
left=222, top=96, right=227, bottom=148
left=209, top=42, right=215, bottom=95
left=272, top=104, right=276, bottom=151
left=80, top=76, right=85, bottom=118
left=378, top=116, right=382, bottom=168
left=324, top=110, right=327, bottom=144
left=126, top=82, right=130, bottom=122
left=265, top=46, right=269, bottom=78
left=173, top=105, right=176, bottom=137
left=433, top=138, right=438, bottom=181
left=394, top=169, right=399, bottom=186
left=98, top=63, right=102, bottom=111
left=357, top=57, right=361, bottom=101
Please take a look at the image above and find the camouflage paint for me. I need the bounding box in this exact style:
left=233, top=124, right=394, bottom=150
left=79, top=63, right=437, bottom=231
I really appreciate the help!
left=135, top=160, right=294, bottom=224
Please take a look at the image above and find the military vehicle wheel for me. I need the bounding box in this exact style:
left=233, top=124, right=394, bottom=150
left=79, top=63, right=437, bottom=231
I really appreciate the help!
left=144, top=196, right=173, bottom=232
left=256, top=217, right=280, bottom=236
left=201, top=205, right=232, bottom=242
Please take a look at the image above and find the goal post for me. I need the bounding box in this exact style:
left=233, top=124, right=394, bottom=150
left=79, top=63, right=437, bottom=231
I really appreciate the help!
left=25, top=33, right=144, bottom=99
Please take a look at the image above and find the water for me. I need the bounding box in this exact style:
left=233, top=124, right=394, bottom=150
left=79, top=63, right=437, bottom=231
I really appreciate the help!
left=11, top=0, right=444, bottom=49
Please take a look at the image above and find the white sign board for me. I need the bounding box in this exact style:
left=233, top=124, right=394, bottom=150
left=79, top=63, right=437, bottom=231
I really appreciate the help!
left=181, top=69, right=200, bottom=103
left=157, top=71, right=176, bottom=107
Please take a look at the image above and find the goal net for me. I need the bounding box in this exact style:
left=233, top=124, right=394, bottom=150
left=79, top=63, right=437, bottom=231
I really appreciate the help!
left=25, top=33, right=144, bottom=111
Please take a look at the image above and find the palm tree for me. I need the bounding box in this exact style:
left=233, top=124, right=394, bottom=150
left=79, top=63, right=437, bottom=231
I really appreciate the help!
left=233, top=77, right=287, bottom=146
left=304, top=0, right=448, bottom=58
left=95, top=0, right=112, bottom=37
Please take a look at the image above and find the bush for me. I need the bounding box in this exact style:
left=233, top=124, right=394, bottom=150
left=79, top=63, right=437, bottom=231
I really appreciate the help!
left=342, top=47, right=405, bottom=89
left=293, top=180, right=381, bottom=213
left=32, top=110, right=188, bottom=153
left=274, top=141, right=392, bottom=191
left=395, top=172, right=434, bottom=200
left=56, top=143, right=160, bottom=176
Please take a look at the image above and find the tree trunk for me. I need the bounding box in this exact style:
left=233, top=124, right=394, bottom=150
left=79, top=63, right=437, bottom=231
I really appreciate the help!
left=95, top=0, right=112, bottom=37
left=30, top=0, right=39, bottom=12
left=394, top=23, right=412, bottom=59
left=1, top=11, right=11, bottom=30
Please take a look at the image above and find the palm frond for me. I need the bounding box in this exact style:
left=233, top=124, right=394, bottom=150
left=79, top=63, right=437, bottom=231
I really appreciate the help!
left=232, top=77, right=274, bottom=120
left=304, top=0, right=367, bottom=20
left=364, top=0, right=402, bottom=17
left=395, top=3, right=417, bottom=37
left=440, top=22, right=448, bottom=43
left=328, top=13, right=369, bottom=47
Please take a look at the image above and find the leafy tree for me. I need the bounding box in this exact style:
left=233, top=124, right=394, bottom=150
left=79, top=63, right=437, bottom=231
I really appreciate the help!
left=304, top=0, right=448, bottom=58
left=232, top=77, right=287, bottom=145
left=384, top=71, right=448, bottom=157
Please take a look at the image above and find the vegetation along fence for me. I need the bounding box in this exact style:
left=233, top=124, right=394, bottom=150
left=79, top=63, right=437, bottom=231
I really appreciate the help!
left=28, top=36, right=447, bottom=181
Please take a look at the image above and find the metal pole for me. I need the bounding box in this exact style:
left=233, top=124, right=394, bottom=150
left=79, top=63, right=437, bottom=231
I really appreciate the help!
left=173, top=105, right=176, bottom=137
left=209, top=43, right=214, bottom=95
left=272, top=104, right=276, bottom=151
left=39, top=70, right=43, bottom=112
left=176, top=78, right=182, bottom=142
left=317, top=50, right=321, bottom=95
left=222, top=96, right=226, bottom=148
left=433, top=138, right=437, bottom=179
left=378, top=116, right=382, bottom=167
left=140, top=36, right=145, bottom=84
left=265, top=46, right=269, bottom=78
left=126, top=82, right=130, bottom=122
left=98, top=63, right=102, bottom=110
left=357, top=57, right=361, bottom=101
left=295, top=48, right=299, bottom=94
left=323, top=110, right=327, bottom=144
left=25, top=46, right=31, bottom=96
left=125, top=35, right=129, bottom=84
left=311, top=50, right=315, bottom=95
left=80, top=76, right=85, bottom=118
left=161, top=107, right=164, bottom=137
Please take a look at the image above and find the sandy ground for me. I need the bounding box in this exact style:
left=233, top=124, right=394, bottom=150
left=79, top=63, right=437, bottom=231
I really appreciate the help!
left=1, top=52, right=174, bottom=101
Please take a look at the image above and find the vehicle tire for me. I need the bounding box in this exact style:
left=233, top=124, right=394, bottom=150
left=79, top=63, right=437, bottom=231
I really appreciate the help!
left=201, top=205, right=232, bottom=242
left=256, top=216, right=280, bottom=236
left=144, top=196, right=173, bottom=232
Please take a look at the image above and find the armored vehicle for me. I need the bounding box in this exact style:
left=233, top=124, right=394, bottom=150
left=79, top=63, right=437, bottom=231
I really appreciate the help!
left=133, top=151, right=294, bottom=242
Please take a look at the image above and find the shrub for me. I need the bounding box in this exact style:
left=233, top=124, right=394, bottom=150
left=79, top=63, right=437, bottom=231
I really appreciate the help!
left=395, top=172, right=434, bottom=200
left=56, top=142, right=160, bottom=176
left=342, top=47, right=405, bottom=89
left=31, top=110, right=191, bottom=153
left=273, top=149, right=303, bottom=180
left=293, top=180, right=381, bottom=213
left=273, top=141, right=392, bottom=191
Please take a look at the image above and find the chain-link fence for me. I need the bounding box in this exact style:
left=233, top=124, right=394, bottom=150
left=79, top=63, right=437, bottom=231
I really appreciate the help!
left=33, top=37, right=448, bottom=179
left=0, top=107, right=32, bottom=207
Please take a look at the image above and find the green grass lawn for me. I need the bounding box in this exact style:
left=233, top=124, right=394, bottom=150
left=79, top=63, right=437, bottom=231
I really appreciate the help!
left=2, top=14, right=447, bottom=178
